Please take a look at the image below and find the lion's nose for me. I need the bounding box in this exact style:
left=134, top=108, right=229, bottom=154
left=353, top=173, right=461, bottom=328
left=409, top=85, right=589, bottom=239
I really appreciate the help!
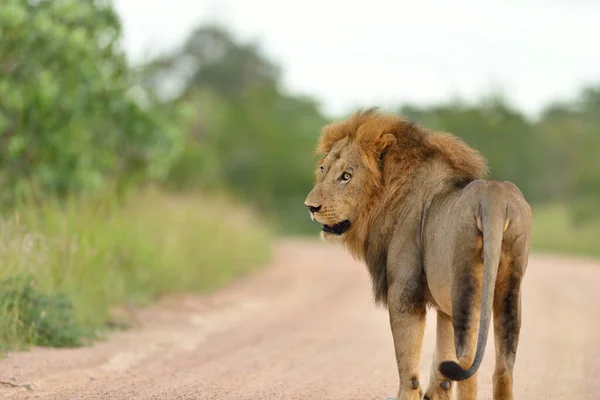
left=305, top=203, right=322, bottom=213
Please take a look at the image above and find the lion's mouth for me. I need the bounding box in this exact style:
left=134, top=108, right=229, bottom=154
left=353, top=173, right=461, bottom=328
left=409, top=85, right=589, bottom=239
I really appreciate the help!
left=321, top=220, right=351, bottom=235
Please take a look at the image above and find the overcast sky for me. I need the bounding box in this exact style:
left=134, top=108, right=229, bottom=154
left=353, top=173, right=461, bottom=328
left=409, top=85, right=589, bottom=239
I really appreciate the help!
left=114, top=0, right=600, bottom=118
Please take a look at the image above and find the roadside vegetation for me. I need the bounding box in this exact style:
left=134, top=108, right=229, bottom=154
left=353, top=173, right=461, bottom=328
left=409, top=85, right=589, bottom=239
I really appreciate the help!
left=0, top=188, right=270, bottom=350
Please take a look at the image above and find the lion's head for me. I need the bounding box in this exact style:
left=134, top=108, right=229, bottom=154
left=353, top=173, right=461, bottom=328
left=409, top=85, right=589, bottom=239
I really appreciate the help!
left=305, top=108, right=488, bottom=259
left=304, top=110, right=397, bottom=247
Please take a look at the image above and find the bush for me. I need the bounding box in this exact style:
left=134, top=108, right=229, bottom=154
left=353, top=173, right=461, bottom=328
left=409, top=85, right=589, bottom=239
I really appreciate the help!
left=0, top=275, right=85, bottom=349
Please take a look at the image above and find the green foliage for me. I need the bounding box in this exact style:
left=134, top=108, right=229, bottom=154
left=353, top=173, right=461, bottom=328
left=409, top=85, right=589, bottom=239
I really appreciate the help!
left=0, top=0, right=185, bottom=203
left=0, top=275, right=85, bottom=348
left=183, top=88, right=326, bottom=233
left=0, top=8, right=275, bottom=352
left=0, top=189, right=271, bottom=350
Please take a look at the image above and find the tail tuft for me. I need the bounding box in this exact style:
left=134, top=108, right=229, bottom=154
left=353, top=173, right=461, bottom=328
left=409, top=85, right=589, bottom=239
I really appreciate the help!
left=439, top=361, right=471, bottom=381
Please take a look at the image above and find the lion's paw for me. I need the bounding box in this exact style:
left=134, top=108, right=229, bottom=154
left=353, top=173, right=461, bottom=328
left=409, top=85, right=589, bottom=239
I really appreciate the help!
left=393, top=387, right=423, bottom=400
left=423, top=380, right=452, bottom=400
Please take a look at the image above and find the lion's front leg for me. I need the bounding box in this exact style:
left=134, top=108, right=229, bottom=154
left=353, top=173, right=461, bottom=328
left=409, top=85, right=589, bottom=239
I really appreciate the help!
left=387, top=283, right=426, bottom=400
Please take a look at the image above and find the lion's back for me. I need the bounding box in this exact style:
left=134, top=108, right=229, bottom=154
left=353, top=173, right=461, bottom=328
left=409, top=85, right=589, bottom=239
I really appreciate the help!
left=460, top=179, right=532, bottom=224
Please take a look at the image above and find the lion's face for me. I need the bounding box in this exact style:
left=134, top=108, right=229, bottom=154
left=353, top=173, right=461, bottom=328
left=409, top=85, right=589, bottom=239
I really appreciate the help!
left=304, top=137, right=375, bottom=241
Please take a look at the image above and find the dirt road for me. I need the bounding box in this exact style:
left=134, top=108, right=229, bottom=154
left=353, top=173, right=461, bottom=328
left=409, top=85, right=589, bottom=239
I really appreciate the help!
left=1, top=239, right=599, bottom=399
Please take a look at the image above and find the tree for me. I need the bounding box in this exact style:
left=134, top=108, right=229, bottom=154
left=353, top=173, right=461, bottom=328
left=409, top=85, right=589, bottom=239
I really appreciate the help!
left=140, top=25, right=280, bottom=102
left=0, top=0, right=185, bottom=203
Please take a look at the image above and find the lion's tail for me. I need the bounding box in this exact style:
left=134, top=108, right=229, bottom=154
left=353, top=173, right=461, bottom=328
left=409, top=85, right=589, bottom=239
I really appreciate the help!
left=438, top=199, right=506, bottom=381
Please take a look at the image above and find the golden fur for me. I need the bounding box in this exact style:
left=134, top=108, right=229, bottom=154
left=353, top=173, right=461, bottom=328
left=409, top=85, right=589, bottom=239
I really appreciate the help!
left=305, top=109, right=532, bottom=400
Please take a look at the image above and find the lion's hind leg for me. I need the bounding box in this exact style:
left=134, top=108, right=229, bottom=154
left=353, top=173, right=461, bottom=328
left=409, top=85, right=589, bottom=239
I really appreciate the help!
left=424, top=311, right=454, bottom=400
left=492, top=246, right=527, bottom=400
left=447, top=227, right=483, bottom=400
left=425, top=309, right=479, bottom=400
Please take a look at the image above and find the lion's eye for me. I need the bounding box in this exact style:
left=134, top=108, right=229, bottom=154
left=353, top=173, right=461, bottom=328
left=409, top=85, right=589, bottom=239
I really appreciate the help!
left=340, top=172, right=352, bottom=182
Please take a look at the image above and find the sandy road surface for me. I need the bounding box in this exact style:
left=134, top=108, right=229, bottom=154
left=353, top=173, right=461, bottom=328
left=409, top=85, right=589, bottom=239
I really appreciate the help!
left=1, top=239, right=599, bottom=399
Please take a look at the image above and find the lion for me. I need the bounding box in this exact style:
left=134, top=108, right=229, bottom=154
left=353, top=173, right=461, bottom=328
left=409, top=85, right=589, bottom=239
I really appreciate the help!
left=304, top=109, right=532, bottom=400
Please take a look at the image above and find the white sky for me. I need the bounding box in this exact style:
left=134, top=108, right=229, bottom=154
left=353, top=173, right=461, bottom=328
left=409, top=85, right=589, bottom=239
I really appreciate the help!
left=114, top=0, right=600, bottom=118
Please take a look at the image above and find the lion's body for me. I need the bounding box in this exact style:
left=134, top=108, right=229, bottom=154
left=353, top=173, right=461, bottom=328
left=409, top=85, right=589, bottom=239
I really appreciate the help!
left=423, top=179, right=529, bottom=315
left=305, top=109, right=531, bottom=400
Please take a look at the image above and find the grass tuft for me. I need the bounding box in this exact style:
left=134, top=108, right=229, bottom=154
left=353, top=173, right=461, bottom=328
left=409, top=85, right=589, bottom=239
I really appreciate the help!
left=0, top=274, right=85, bottom=349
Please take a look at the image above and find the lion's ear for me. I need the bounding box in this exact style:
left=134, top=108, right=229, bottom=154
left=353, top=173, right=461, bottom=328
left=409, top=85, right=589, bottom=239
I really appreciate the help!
left=377, top=133, right=397, bottom=151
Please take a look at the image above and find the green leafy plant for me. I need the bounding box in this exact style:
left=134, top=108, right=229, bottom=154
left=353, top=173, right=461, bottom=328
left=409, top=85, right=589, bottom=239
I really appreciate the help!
left=0, top=275, right=85, bottom=348
left=0, top=0, right=185, bottom=204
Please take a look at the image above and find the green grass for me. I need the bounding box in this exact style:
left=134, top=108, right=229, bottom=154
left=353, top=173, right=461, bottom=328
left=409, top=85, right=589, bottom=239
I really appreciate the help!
left=531, top=204, right=600, bottom=257
left=0, top=188, right=271, bottom=350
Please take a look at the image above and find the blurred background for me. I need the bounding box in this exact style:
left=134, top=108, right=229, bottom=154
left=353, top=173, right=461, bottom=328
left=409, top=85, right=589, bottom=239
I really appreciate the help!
left=0, top=0, right=598, bottom=350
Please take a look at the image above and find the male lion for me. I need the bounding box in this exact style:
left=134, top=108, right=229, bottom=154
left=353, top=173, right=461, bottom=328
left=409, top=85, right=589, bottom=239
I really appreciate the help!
left=304, top=109, right=531, bottom=400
